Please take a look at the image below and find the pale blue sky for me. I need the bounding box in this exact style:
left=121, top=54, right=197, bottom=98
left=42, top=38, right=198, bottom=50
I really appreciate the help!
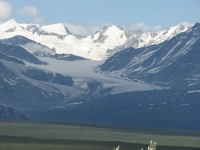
left=0, top=0, right=200, bottom=34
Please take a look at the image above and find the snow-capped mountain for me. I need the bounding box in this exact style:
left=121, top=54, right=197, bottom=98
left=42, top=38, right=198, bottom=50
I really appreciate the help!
left=0, top=21, right=200, bottom=130
left=113, top=24, right=191, bottom=53
left=100, top=23, right=200, bottom=89
left=0, top=19, right=192, bottom=60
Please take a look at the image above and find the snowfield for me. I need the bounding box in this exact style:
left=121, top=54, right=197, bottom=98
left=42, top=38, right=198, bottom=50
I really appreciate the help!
left=0, top=19, right=192, bottom=60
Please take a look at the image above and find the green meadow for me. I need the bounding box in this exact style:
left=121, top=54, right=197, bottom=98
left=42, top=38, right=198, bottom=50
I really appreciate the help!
left=0, top=121, right=199, bottom=150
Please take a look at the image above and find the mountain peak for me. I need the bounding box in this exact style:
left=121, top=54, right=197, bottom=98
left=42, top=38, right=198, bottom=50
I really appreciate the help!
left=0, top=19, right=19, bottom=32
left=91, top=24, right=127, bottom=44
left=102, top=24, right=124, bottom=32
left=4, top=18, right=17, bottom=25
left=41, top=23, right=70, bottom=35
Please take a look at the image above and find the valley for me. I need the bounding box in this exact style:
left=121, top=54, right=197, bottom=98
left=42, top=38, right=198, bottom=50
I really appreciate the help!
left=0, top=20, right=199, bottom=130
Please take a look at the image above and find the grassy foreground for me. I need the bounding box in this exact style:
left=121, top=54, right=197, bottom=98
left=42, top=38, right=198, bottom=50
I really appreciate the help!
left=0, top=121, right=199, bottom=150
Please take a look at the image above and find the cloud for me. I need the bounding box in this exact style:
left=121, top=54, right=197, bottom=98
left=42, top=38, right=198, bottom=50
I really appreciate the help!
left=0, top=0, right=12, bottom=20
left=31, top=16, right=45, bottom=24
left=125, top=22, right=162, bottom=32
left=18, top=6, right=39, bottom=17
left=179, top=21, right=195, bottom=26
left=126, top=21, right=195, bottom=32
left=18, top=6, right=45, bottom=24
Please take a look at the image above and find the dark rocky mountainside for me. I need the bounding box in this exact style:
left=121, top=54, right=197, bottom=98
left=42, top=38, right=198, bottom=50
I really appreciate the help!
left=0, top=105, right=28, bottom=120
left=0, top=43, right=46, bottom=65
left=100, top=23, right=200, bottom=89
left=21, top=69, right=74, bottom=86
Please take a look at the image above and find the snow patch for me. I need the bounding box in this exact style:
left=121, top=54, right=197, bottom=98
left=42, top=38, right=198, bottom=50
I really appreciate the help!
left=187, top=90, right=200, bottom=93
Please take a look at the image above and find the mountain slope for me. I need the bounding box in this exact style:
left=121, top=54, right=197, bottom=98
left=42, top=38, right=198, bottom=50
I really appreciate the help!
left=0, top=105, right=28, bottom=120
left=31, top=89, right=200, bottom=130
left=0, top=43, right=46, bottom=64
left=0, top=35, right=55, bottom=55
left=0, top=50, right=25, bottom=65
left=0, top=19, right=191, bottom=60
left=100, top=23, right=200, bottom=89
left=0, top=35, right=88, bottom=61
left=0, top=60, right=67, bottom=111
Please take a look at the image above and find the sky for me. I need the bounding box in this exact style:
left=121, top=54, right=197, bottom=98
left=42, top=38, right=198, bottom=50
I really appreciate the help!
left=0, top=0, right=200, bottom=35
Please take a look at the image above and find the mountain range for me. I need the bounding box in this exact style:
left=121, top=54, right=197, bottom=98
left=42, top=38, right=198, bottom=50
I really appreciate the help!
left=0, top=19, right=191, bottom=60
left=0, top=19, right=199, bottom=130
